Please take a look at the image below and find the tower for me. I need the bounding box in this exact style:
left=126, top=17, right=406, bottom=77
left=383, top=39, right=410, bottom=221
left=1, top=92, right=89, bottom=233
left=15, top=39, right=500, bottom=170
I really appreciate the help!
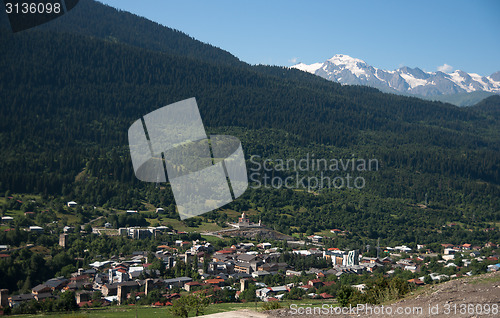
left=0, top=289, right=8, bottom=308
left=59, top=233, right=68, bottom=248
left=240, top=279, right=249, bottom=292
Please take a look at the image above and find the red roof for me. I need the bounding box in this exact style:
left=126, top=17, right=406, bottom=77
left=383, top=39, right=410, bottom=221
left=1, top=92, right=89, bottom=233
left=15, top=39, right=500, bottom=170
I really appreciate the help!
left=408, top=278, right=425, bottom=285
left=328, top=247, right=340, bottom=251
left=78, top=301, right=92, bottom=307
left=0, top=254, right=10, bottom=258
left=70, top=275, right=89, bottom=281
left=320, top=293, right=334, bottom=299
left=205, top=279, right=224, bottom=284
left=164, top=293, right=181, bottom=299
left=153, top=301, right=173, bottom=306
left=216, top=249, right=234, bottom=254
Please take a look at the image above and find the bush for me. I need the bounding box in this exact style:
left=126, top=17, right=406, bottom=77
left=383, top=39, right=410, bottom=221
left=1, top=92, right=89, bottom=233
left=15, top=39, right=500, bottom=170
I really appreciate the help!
left=262, top=300, right=281, bottom=310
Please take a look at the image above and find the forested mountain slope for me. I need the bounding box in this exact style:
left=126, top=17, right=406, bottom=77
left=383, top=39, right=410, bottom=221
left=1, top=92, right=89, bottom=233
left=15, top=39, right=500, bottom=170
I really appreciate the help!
left=0, top=0, right=499, bottom=246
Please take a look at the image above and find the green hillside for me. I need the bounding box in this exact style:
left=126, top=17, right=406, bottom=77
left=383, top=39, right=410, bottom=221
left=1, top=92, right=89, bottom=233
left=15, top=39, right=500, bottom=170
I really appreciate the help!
left=0, top=0, right=499, bottom=248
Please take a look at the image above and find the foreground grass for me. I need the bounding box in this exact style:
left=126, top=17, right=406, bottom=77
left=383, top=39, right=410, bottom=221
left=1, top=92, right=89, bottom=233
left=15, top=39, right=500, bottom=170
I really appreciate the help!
left=19, top=299, right=338, bottom=317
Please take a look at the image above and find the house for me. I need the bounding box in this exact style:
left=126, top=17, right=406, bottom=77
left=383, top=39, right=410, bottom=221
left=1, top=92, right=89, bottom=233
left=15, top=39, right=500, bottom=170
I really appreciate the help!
left=184, top=281, right=202, bottom=292
left=8, top=294, right=34, bottom=307
left=156, top=208, right=165, bottom=213
left=32, top=284, right=51, bottom=295
left=308, top=235, right=323, bottom=243
left=208, top=261, right=234, bottom=274
left=44, top=277, right=68, bottom=291
left=102, top=283, right=119, bottom=296
left=408, top=278, right=425, bottom=286
left=441, top=244, right=454, bottom=248
left=67, top=201, right=77, bottom=207
left=323, top=281, right=336, bottom=287
left=29, top=226, right=44, bottom=233
left=237, top=253, right=259, bottom=263
left=229, top=272, right=252, bottom=280
left=257, top=243, right=272, bottom=249
left=116, top=281, right=141, bottom=303
left=285, top=270, right=302, bottom=277
left=204, top=278, right=225, bottom=287
left=256, top=286, right=288, bottom=301
left=352, top=284, right=367, bottom=293
left=163, top=277, right=192, bottom=289
left=63, top=226, right=74, bottom=233
left=442, top=254, right=455, bottom=261
left=257, top=262, right=287, bottom=273
left=462, top=243, right=472, bottom=250
left=76, top=290, right=92, bottom=304
left=308, top=279, right=323, bottom=288
left=470, top=251, right=481, bottom=257
left=487, top=264, right=500, bottom=272
left=404, top=265, right=418, bottom=273
left=252, top=270, right=271, bottom=278
left=234, top=262, right=253, bottom=274
left=330, top=229, right=342, bottom=234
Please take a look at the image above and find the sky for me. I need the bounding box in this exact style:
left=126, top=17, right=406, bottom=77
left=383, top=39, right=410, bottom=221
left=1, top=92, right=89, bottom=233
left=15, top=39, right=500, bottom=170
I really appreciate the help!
left=98, top=0, right=500, bottom=76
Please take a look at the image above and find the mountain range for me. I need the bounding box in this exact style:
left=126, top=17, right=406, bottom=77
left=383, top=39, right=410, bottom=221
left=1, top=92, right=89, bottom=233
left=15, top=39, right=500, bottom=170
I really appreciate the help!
left=292, top=54, right=500, bottom=106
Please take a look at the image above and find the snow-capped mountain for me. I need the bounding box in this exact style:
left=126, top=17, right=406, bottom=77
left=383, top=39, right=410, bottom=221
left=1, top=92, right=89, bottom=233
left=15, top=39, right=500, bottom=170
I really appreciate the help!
left=292, top=54, right=500, bottom=101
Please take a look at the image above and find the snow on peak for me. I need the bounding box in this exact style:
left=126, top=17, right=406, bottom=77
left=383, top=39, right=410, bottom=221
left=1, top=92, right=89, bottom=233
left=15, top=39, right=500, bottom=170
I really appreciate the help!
left=290, top=53, right=500, bottom=96
left=327, top=54, right=366, bottom=65
left=292, top=62, right=323, bottom=74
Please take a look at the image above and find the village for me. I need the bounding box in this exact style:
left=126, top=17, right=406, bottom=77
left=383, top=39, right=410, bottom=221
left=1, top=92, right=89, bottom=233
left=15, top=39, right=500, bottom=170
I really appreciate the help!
left=1, top=211, right=499, bottom=311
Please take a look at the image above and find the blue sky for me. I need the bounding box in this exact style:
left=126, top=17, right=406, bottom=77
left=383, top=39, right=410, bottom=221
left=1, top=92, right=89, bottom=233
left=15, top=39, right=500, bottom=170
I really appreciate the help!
left=98, top=0, right=500, bottom=76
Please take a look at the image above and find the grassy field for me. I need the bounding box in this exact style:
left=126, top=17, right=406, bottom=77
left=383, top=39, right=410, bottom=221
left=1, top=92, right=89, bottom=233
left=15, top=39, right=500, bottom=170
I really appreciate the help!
left=19, top=299, right=338, bottom=317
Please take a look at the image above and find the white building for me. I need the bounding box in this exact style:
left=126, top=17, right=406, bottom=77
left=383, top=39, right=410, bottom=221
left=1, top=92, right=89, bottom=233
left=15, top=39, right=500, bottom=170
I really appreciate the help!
left=29, top=226, right=44, bottom=233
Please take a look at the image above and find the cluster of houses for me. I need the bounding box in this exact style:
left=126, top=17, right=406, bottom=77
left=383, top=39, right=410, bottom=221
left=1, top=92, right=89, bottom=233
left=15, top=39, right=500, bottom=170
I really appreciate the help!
left=1, top=229, right=499, bottom=308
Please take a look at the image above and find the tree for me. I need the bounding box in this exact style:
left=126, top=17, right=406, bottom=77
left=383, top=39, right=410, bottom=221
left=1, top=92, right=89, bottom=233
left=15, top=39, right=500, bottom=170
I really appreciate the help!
left=56, top=291, right=78, bottom=312
left=337, top=285, right=355, bottom=307
left=239, top=283, right=258, bottom=302
left=171, top=294, right=209, bottom=318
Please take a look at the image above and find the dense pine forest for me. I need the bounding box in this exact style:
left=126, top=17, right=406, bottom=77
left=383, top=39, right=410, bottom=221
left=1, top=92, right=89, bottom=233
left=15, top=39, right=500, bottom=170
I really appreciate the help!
left=0, top=0, right=499, bottom=248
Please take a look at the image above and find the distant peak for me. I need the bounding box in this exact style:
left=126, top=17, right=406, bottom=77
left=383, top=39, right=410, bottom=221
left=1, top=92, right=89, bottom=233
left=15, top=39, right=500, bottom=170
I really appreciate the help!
left=328, top=54, right=366, bottom=65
